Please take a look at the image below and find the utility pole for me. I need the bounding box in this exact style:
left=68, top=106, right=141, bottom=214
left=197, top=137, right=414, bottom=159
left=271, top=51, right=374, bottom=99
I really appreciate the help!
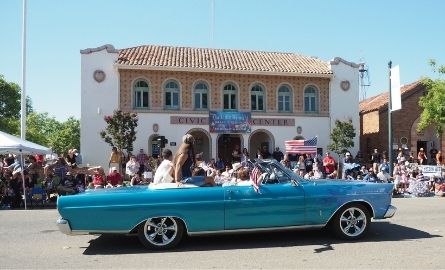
left=388, top=61, right=393, bottom=176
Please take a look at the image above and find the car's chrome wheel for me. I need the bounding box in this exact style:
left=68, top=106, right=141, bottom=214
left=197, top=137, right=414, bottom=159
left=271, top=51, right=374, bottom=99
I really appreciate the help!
left=331, top=204, right=370, bottom=240
left=138, top=217, right=184, bottom=250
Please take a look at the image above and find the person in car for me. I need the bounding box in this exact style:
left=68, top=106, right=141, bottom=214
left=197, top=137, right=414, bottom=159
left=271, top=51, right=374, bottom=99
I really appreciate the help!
left=153, top=149, right=174, bottom=184
left=181, top=167, right=216, bottom=187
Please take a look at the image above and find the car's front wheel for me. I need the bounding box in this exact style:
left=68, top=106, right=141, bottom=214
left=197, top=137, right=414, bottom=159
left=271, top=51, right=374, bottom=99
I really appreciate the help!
left=137, top=217, right=184, bottom=250
left=331, top=204, right=371, bottom=240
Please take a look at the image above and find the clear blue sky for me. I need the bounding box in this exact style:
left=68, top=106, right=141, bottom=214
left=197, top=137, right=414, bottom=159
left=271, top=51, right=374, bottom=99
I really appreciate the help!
left=1, top=0, right=444, bottom=121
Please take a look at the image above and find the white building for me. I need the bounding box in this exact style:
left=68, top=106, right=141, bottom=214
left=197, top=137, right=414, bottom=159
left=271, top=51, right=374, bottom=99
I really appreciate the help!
left=80, top=44, right=360, bottom=168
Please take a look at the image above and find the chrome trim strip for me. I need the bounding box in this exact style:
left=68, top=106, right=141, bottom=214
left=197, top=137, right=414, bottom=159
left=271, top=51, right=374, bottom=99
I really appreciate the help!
left=383, top=205, right=397, bottom=218
left=187, top=224, right=325, bottom=236
left=71, top=230, right=129, bottom=234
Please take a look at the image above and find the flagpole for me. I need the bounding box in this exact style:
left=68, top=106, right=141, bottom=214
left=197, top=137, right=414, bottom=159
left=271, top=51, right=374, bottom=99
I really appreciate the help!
left=21, top=0, right=28, bottom=210
left=21, top=0, right=27, bottom=140
left=388, top=61, right=393, bottom=176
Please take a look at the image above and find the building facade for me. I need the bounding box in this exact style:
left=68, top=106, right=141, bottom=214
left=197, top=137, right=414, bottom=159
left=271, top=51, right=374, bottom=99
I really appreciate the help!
left=359, top=80, right=445, bottom=163
left=81, top=44, right=360, bottom=168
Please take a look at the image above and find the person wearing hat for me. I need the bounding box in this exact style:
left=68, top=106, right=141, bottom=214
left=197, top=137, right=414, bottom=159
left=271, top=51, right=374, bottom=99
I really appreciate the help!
left=107, top=166, right=123, bottom=187
left=231, top=162, right=242, bottom=175
left=418, top=148, right=427, bottom=165
left=91, top=167, right=106, bottom=188
left=173, top=134, right=196, bottom=185
left=341, top=152, right=354, bottom=179
left=56, top=171, right=78, bottom=195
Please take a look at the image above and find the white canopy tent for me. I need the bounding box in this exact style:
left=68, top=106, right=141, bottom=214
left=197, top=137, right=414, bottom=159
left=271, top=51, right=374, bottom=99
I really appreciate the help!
left=0, top=130, right=51, bottom=209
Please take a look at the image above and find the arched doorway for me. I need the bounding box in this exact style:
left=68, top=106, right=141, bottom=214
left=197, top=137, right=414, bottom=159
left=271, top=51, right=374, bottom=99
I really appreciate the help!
left=216, top=134, right=243, bottom=164
left=249, top=129, right=274, bottom=159
left=187, top=128, right=212, bottom=161
left=148, top=134, right=160, bottom=158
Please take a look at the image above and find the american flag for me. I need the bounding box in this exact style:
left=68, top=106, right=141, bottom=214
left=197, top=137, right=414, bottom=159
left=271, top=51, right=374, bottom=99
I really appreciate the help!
left=250, top=166, right=262, bottom=193
left=285, top=137, right=318, bottom=154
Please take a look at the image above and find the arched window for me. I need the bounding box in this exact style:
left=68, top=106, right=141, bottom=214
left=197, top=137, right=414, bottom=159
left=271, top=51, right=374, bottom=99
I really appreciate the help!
left=164, top=80, right=180, bottom=110
left=278, top=85, right=292, bottom=112
left=133, top=80, right=149, bottom=109
left=223, top=83, right=237, bottom=111
left=194, top=82, right=209, bottom=110
left=304, top=86, right=319, bottom=113
left=251, top=84, right=265, bottom=111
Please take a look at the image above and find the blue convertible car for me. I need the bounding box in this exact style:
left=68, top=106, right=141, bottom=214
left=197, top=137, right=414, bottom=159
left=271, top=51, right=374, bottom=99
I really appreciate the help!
left=57, top=160, right=396, bottom=250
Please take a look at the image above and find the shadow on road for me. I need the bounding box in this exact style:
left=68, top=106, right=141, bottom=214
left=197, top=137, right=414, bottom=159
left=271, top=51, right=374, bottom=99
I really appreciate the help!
left=83, top=222, right=441, bottom=255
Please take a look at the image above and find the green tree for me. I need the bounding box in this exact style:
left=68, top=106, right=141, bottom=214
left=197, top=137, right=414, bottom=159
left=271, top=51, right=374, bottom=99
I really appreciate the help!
left=418, top=60, right=445, bottom=137
left=26, top=112, right=62, bottom=147
left=328, top=119, right=356, bottom=177
left=0, top=74, right=33, bottom=134
left=100, top=110, right=138, bottom=157
left=48, top=117, right=80, bottom=155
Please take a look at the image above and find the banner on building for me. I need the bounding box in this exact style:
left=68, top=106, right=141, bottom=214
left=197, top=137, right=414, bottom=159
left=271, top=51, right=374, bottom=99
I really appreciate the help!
left=390, top=65, right=402, bottom=111
left=284, top=137, right=318, bottom=154
left=209, top=111, right=251, bottom=133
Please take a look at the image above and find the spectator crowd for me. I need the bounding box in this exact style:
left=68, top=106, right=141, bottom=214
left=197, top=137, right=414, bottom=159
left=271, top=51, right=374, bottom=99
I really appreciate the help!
left=1, top=138, right=444, bottom=209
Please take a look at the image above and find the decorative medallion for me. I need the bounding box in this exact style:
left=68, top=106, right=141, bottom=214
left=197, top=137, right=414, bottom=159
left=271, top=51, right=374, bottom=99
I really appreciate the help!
left=400, top=137, right=408, bottom=144
left=153, top=123, right=159, bottom=133
left=340, top=80, right=350, bottom=91
left=296, top=126, right=303, bottom=135
left=93, top=70, right=106, bottom=83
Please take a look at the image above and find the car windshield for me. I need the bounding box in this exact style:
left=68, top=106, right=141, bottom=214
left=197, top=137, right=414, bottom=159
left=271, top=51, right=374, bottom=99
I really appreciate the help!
left=257, top=159, right=305, bottom=184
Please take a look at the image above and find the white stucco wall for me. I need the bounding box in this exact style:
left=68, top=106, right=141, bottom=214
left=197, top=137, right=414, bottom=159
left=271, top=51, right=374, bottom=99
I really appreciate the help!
left=329, top=58, right=361, bottom=156
left=80, top=46, right=119, bottom=169
left=132, top=114, right=331, bottom=160
left=79, top=46, right=360, bottom=168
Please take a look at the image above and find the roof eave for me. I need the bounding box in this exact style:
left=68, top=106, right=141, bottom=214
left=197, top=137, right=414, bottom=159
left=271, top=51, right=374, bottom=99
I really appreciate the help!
left=114, top=64, right=333, bottom=78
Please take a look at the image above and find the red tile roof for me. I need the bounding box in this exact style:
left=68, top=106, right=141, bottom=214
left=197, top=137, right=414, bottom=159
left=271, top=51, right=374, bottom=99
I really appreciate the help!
left=359, top=80, right=424, bottom=114
left=115, top=45, right=332, bottom=75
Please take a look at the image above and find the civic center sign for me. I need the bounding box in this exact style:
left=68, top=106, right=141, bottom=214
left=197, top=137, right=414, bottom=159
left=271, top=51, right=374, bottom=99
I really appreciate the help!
left=170, top=115, right=295, bottom=128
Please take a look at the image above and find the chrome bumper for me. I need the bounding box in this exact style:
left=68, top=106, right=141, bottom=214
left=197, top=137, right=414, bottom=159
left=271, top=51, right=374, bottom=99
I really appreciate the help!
left=57, top=218, right=72, bottom=235
left=384, top=205, right=397, bottom=218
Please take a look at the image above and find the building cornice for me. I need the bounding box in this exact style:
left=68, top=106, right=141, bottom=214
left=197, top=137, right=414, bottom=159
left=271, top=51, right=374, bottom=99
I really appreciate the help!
left=330, top=57, right=361, bottom=68
left=114, top=64, right=333, bottom=79
left=80, top=44, right=118, bottom=54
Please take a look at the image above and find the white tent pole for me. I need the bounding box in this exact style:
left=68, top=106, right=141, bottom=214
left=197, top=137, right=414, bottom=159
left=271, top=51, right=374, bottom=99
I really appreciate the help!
left=20, top=152, right=27, bottom=210
left=21, top=0, right=27, bottom=140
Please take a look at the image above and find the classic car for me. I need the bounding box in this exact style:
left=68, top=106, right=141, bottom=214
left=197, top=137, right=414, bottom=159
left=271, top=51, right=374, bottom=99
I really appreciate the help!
left=56, top=160, right=396, bottom=250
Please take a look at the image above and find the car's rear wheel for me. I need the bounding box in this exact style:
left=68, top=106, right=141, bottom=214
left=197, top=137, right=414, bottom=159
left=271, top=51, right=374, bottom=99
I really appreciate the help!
left=331, top=204, right=370, bottom=240
left=137, top=217, right=184, bottom=250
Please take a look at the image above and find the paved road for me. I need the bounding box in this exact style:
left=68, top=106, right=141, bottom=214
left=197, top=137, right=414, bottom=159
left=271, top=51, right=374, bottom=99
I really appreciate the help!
left=1, top=197, right=445, bottom=269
